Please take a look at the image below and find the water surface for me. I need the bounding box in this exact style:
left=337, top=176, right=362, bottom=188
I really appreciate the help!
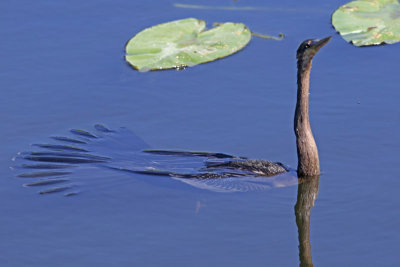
left=1, top=0, right=399, bottom=266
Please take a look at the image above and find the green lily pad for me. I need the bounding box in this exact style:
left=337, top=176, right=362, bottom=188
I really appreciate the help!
left=125, top=18, right=251, bottom=71
left=332, top=0, right=400, bottom=46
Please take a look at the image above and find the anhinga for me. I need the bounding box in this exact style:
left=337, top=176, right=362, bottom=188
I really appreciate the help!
left=199, top=36, right=331, bottom=177
left=13, top=37, right=331, bottom=195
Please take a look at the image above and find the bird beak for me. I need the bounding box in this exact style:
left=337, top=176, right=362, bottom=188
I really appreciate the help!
left=311, top=36, right=332, bottom=52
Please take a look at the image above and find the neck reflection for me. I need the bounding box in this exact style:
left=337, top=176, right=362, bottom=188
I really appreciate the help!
left=294, top=176, right=320, bottom=267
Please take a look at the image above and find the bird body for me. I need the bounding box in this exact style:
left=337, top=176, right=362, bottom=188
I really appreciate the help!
left=207, top=159, right=289, bottom=176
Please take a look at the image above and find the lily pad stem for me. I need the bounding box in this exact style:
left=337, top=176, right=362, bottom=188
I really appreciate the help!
left=251, top=32, right=284, bottom=40
left=212, top=22, right=284, bottom=41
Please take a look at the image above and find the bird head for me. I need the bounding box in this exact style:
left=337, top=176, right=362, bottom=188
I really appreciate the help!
left=296, top=37, right=331, bottom=63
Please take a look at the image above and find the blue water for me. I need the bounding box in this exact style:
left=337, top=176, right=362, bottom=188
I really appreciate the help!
left=1, top=0, right=399, bottom=266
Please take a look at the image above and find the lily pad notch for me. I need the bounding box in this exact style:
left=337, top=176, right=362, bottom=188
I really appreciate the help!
left=125, top=18, right=252, bottom=71
left=332, top=0, right=400, bottom=46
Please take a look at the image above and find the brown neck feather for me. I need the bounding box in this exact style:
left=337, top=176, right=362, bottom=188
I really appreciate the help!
left=294, top=58, right=320, bottom=177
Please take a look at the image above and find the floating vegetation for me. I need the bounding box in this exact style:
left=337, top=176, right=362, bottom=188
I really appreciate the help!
left=332, top=0, right=400, bottom=46
left=125, top=18, right=252, bottom=71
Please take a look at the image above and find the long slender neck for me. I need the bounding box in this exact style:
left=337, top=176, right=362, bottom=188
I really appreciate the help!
left=294, top=58, right=320, bottom=177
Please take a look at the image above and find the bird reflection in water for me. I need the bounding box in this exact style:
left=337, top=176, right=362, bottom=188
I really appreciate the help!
left=295, top=175, right=320, bottom=267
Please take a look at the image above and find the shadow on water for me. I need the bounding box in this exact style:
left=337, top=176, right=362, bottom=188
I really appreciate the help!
left=295, top=175, right=319, bottom=267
